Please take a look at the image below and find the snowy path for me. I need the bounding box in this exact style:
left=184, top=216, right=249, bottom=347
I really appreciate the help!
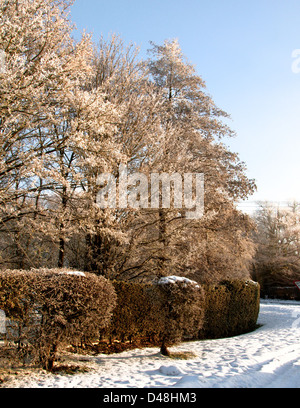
left=2, top=300, right=300, bottom=388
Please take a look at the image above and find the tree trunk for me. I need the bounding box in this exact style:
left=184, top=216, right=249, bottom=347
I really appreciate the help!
left=84, top=232, right=102, bottom=272
left=58, top=233, right=65, bottom=268
left=58, top=186, right=67, bottom=268
left=40, top=343, right=58, bottom=372
left=160, top=340, right=170, bottom=357
left=158, top=209, right=167, bottom=275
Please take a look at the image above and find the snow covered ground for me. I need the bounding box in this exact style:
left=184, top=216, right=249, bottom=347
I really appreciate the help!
left=1, top=299, right=300, bottom=388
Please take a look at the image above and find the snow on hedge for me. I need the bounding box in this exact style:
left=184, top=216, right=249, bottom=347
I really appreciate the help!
left=245, top=280, right=260, bottom=286
left=59, top=271, right=86, bottom=277
left=157, top=276, right=200, bottom=288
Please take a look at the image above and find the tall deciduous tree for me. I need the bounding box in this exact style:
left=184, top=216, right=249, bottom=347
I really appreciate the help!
left=0, top=0, right=123, bottom=269
left=253, top=202, right=300, bottom=291
left=116, top=39, right=256, bottom=282
left=80, top=35, right=166, bottom=276
left=0, top=4, right=257, bottom=283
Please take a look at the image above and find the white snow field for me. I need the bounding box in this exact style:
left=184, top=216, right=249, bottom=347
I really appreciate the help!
left=2, top=299, right=300, bottom=388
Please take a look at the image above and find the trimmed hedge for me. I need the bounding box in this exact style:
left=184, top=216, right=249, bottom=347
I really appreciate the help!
left=105, top=278, right=205, bottom=354
left=0, top=269, right=116, bottom=370
left=103, top=281, right=162, bottom=343
left=157, top=278, right=205, bottom=354
left=0, top=270, right=260, bottom=367
left=106, top=279, right=260, bottom=347
left=199, top=280, right=260, bottom=339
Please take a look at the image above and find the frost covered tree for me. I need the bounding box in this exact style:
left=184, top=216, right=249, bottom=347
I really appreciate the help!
left=116, top=39, right=256, bottom=282
left=0, top=0, right=124, bottom=269
left=253, top=202, right=300, bottom=290
left=0, top=0, right=88, bottom=267
left=79, top=35, right=166, bottom=275
left=0, top=0, right=89, bottom=208
left=0, top=3, right=257, bottom=282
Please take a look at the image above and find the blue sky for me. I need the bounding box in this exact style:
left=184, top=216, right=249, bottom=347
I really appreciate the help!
left=71, top=0, right=300, bottom=212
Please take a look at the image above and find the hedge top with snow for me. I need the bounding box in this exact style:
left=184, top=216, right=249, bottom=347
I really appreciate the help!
left=157, top=276, right=200, bottom=287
